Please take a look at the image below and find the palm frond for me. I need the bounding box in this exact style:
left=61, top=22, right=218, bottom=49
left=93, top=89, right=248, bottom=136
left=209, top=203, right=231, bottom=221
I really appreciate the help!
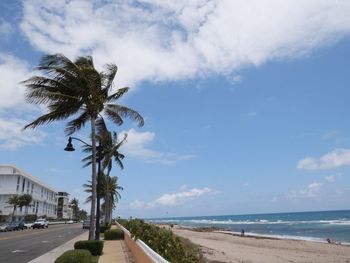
left=106, top=87, right=129, bottom=102
left=105, top=104, right=144, bottom=127
left=65, top=111, right=90, bottom=135
left=101, top=64, right=118, bottom=93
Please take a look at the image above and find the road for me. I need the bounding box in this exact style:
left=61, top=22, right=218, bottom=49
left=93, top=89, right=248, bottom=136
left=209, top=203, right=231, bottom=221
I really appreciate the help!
left=0, top=223, right=87, bottom=263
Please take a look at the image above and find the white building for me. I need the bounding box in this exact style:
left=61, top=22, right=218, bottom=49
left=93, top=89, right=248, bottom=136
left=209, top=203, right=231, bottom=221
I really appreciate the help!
left=0, top=165, right=58, bottom=220
left=57, top=192, right=73, bottom=219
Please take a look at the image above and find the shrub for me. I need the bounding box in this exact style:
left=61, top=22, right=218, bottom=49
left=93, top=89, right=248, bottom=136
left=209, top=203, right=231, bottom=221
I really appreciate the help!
left=54, top=249, right=92, bottom=263
left=74, top=240, right=104, bottom=256
left=119, top=219, right=201, bottom=263
left=104, top=229, right=124, bottom=240
left=99, top=224, right=110, bottom=233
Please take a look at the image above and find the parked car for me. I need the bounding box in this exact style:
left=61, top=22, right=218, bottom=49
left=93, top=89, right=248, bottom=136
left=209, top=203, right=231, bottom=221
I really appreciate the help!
left=0, top=223, right=11, bottom=232
left=23, top=222, right=34, bottom=229
left=82, top=220, right=90, bottom=229
left=67, top=220, right=74, bottom=224
left=32, top=218, right=49, bottom=229
left=9, top=221, right=25, bottom=230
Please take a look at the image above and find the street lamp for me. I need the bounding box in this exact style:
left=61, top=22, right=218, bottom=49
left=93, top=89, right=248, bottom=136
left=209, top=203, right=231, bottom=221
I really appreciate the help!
left=64, top=136, right=103, bottom=241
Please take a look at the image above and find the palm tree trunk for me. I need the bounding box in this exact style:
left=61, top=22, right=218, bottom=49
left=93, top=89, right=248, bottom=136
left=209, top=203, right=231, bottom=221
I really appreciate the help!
left=109, top=205, right=113, bottom=224
left=105, top=186, right=110, bottom=224
left=89, top=117, right=98, bottom=240
left=12, top=206, right=16, bottom=221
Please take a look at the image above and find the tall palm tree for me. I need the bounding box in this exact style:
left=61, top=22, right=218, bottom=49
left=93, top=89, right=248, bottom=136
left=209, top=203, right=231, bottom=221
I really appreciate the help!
left=103, top=175, right=123, bottom=223
left=22, top=54, right=144, bottom=240
left=82, top=123, right=127, bottom=224
left=83, top=173, right=123, bottom=223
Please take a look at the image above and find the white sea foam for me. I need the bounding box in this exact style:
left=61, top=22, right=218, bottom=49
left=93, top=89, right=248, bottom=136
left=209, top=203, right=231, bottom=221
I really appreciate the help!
left=151, top=218, right=350, bottom=225
left=217, top=231, right=350, bottom=245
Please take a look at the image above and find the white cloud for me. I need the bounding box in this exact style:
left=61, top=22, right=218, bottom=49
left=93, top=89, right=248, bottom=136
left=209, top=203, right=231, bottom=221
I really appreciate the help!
left=297, top=148, right=350, bottom=170
left=121, top=128, right=195, bottom=164
left=0, top=54, right=32, bottom=111
left=0, top=117, right=46, bottom=150
left=287, top=182, right=323, bottom=199
left=129, top=200, right=146, bottom=209
left=153, top=187, right=212, bottom=206
left=129, top=187, right=212, bottom=209
left=20, top=0, right=350, bottom=88
left=0, top=54, right=46, bottom=149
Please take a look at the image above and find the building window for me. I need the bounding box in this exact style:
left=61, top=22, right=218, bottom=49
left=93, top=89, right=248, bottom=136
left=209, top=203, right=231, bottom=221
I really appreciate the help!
left=27, top=181, right=30, bottom=193
left=31, top=183, right=34, bottom=194
left=16, top=176, right=20, bottom=192
left=22, top=178, right=26, bottom=192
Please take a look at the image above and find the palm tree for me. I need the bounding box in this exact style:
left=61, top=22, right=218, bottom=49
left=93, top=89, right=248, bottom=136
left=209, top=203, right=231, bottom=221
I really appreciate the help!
left=83, top=173, right=123, bottom=224
left=19, top=194, right=33, bottom=215
left=7, top=195, right=20, bottom=220
left=69, top=198, right=80, bottom=220
left=82, top=127, right=127, bottom=223
left=22, top=54, right=144, bottom=240
left=103, top=175, right=123, bottom=223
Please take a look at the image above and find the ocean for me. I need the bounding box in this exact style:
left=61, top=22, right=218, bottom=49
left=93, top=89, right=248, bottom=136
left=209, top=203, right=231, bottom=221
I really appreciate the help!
left=148, top=210, right=350, bottom=244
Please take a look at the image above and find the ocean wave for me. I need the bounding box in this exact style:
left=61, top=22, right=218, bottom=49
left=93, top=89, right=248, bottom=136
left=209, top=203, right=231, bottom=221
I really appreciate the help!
left=217, top=230, right=350, bottom=245
left=150, top=218, right=350, bottom=225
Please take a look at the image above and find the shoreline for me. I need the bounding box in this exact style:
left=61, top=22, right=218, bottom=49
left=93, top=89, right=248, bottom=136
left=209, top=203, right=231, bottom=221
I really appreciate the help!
left=168, top=224, right=350, bottom=246
left=167, top=225, right=350, bottom=263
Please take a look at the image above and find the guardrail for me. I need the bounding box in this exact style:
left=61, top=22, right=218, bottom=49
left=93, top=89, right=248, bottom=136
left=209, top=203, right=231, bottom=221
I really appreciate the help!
left=116, top=222, right=170, bottom=263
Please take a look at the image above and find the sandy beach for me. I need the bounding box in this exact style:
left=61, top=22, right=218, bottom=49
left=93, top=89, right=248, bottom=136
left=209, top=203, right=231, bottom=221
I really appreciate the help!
left=171, top=227, right=350, bottom=263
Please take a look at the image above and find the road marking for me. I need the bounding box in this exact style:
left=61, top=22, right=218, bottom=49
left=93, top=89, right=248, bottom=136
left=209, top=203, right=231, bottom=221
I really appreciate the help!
left=41, top=240, right=51, bottom=243
left=12, top=250, right=26, bottom=253
left=57, top=235, right=63, bottom=237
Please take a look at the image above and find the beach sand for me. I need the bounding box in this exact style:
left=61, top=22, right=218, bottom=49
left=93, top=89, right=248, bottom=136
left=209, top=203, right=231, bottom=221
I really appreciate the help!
left=171, top=227, right=350, bottom=263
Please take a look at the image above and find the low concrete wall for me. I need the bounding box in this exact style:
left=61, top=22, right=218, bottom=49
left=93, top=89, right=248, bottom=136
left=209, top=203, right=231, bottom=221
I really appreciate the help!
left=115, top=222, right=169, bottom=263
left=123, top=231, right=153, bottom=263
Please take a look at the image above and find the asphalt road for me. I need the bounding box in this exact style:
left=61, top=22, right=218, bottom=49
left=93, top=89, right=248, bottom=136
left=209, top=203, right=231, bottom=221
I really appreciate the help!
left=0, top=223, right=87, bottom=263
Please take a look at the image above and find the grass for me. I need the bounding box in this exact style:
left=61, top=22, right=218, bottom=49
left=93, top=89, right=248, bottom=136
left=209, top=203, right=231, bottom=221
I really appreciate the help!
left=91, top=255, right=99, bottom=263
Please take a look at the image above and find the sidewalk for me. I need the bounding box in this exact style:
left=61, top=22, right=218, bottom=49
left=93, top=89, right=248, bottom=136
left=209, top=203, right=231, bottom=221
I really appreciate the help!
left=99, top=240, right=128, bottom=263
left=28, top=231, right=89, bottom=263
left=99, top=225, right=130, bottom=263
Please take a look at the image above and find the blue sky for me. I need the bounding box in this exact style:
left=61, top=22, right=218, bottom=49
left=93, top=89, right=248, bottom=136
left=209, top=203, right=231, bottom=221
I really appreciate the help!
left=1, top=0, right=350, bottom=218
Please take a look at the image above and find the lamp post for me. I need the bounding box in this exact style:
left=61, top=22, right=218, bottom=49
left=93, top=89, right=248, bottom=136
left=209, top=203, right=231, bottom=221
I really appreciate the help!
left=64, top=136, right=103, bottom=240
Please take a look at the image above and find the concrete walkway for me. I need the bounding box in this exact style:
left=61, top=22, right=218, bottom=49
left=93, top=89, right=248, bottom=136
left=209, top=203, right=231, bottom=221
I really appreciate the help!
left=99, top=224, right=130, bottom=263
left=28, top=231, right=89, bottom=263
left=99, top=240, right=128, bottom=263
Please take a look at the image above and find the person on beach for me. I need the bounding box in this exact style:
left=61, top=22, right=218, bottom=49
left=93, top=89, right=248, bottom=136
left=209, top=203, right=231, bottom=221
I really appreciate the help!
left=327, top=238, right=341, bottom=245
left=241, top=229, right=245, bottom=237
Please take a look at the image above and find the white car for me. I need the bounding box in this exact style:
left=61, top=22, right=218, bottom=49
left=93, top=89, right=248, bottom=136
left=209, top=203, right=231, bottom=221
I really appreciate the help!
left=67, top=220, right=74, bottom=224
left=33, top=219, right=49, bottom=229
left=0, top=224, right=8, bottom=232
left=24, top=222, right=34, bottom=229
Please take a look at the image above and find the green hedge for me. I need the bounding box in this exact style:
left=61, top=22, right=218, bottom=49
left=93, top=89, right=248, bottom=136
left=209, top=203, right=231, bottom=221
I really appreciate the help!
left=104, top=229, right=124, bottom=240
left=74, top=240, right=104, bottom=256
left=99, top=225, right=110, bottom=233
left=118, top=219, right=201, bottom=262
left=54, top=249, right=92, bottom=263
